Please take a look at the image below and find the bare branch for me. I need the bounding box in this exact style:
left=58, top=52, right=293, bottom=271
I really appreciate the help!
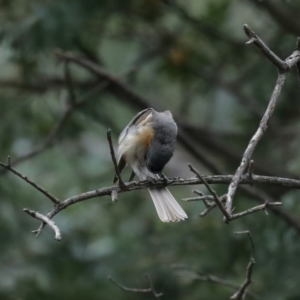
left=235, top=231, right=255, bottom=258
left=188, top=164, right=231, bottom=222
left=173, top=265, right=261, bottom=300
left=144, top=275, right=164, bottom=299
left=108, top=275, right=163, bottom=299
left=243, top=24, right=287, bottom=71
left=0, top=161, right=60, bottom=204
left=247, top=160, right=254, bottom=181
left=226, top=71, right=287, bottom=214
left=225, top=27, right=300, bottom=215
left=200, top=204, right=220, bottom=217
left=230, top=201, right=281, bottom=221
left=183, top=194, right=227, bottom=217
left=19, top=171, right=300, bottom=238
left=108, top=276, right=151, bottom=293
left=183, top=194, right=226, bottom=203
left=241, top=185, right=300, bottom=235
left=230, top=258, right=255, bottom=300
left=182, top=196, right=203, bottom=202
left=23, top=209, right=62, bottom=241
left=231, top=230, right=256, bottom=299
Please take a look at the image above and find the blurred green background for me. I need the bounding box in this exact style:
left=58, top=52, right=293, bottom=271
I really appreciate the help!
left=1, top=0, right=300, bottom=299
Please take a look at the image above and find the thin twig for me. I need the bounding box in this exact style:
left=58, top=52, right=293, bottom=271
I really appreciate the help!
left=241, top=185, right=300, bottom=235
left=0, top=162, right=60, bottom=204
left=226, top=26, right=300, bottom=215
left=173, top=265, right=261, bottom=300
left=243, top=24, right=287, bottom=72
left=248, top=160, right=254, bottom=181
left=108, top=276, right=151, bottom=293
left=188, top=164, right=231, bottom=222
left=108, top=276, right=163, bottom=299
left=230, top=258, right=255, bottom=300
left=199, top=204, right=219, bottom=217
left=231, top=230, right=256, bottom=299
left=107, top=129, right=125, bottom=187
left=28, top=173, right=300, bottom=236
left=23, top=209, right=62, bottom=241
left=145, top=275, right=164, bottom=299
left=230, top=202, right=281, bottom=220
left=182, top=196, right=208, bottom=202
left=13, top=169, right=300, bottom=238
left=182, top=194, right=226, bottom=203
left=226, top=71, right=287, bottom=214
left=235, top=231, right=255, bottom=257
left=185, top=194, right=227, bottom=217
left=194, top=190, right=210, bottom=208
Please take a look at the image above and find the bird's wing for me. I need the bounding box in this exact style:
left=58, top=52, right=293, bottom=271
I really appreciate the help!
left=114, top=108, right=153, bottom=183
left=118, top=108, right=153, bottom=144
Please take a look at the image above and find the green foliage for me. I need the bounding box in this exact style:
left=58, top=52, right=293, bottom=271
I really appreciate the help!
left=0, top=0, right=300, bottom=299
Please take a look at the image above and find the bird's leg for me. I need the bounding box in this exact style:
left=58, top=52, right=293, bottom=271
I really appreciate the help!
left=146, top=175, right=157, bottom=184
left=128, top=171, right=135, bottom=182
left=160, top=172, right=169, bottom=182
left=160, top=172, right=176, bottom=185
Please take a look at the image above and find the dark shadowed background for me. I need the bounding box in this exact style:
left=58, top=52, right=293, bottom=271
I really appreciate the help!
left=0, top=0, right=300, bottom=299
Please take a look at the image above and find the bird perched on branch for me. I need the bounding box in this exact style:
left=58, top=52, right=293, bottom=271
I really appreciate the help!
left=114, top=108, right=187, bottom=222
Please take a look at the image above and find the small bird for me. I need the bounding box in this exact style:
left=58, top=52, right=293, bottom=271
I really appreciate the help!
left=114, top=108, right=188, bottom=222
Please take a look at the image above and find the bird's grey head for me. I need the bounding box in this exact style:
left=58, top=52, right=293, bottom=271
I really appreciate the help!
left=146, top=110, right=177, bottom=173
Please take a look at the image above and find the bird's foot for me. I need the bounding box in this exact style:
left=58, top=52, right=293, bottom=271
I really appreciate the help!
left=146, top=176, right=157, bottom=184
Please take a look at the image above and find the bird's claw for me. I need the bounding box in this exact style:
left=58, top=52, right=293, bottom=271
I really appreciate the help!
left=146, top=176, right=157, bottom=184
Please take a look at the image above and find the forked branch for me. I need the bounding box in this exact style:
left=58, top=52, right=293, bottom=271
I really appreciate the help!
left=23, top=209, right=62, bottom=241
left=225, top=24, right=300, bottom=215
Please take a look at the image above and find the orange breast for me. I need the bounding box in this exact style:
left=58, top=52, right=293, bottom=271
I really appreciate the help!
left=139, top=126, right=154, bottom=150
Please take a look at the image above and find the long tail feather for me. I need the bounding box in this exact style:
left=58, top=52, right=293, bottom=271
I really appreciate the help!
left=135, top=166, right=188, bottom=222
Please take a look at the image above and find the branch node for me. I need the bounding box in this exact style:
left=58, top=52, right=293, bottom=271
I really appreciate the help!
left=111, top=189, right=118, bottom=203
left=188, top=163, right=231, bottom=222
left=243, top=24, right=287, bottom=71
left=225, top=71, right=287, bottom=215
left=144, top=274, right=164, bottom=298
left=246, top=38, right=256, bottom=45
left=24, top=208, right=61, bottom=241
